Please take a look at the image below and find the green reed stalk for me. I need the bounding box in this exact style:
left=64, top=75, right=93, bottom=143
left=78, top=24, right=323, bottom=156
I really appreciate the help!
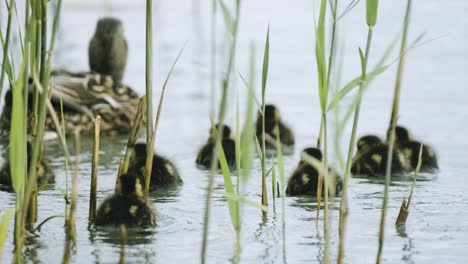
left=145, top=0, right=154, bottom=144
left=275, top=132, right=287, bottom=263
left=337, top=0, right=378, bottom=262
left=395, top=145, right=423, bottom=226
left=143, top=44, right=185, bottom=197
left=89, top=117, right=101, bottom=223
left=210, top=0, right=217, bottom=118
left=201, top=1, right=241, bottom=263
left=10, top=1, right=31, bottom=261
left=25, top=0, right=62, bottom=229
left=260, top=26, right=270, bottom=207
left=376, top=1, right=411, bottom=262
left=0, top=0, right=15, bottom=96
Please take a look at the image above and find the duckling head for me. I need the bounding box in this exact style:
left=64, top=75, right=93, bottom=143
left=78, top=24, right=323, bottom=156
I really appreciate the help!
left=387, top=126, right=412, bottom=144
left=263, top=104, right=281, bottom=124
left=132, top=143, right=148, bottom=157
left=89, top=17, right=128, bottom=83
left=119, top=172, right=144, bottom=197
left=300, top=147, right=323, bottom=163
left=209, top=123, right=232, bottom=140
left=357, top=135, right=383, bottom=152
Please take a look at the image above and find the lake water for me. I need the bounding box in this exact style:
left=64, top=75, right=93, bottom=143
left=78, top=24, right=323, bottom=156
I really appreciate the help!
left=1, top=0, right=468, bottom=263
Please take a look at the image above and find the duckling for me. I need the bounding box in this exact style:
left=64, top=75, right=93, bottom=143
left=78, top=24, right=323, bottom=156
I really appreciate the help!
left=89, top=17, right=128, bottom=83
left=95, top=172, right=156, bottom=227
left=127, top=143, right=182, bottom=190
left=389, top=126, right=438, bottom=172
left=286, top=147, right=342, bottom=196
left=196, top=124, right=236, bottom=169
left=0, top=142, right=54, bottom=187
left=351, top=135, right=410, bottom=176
left=256, top=104, right=294, bottom=151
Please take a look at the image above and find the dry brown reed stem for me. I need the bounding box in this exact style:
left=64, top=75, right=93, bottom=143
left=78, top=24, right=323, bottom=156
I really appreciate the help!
left=395, top=145, right=423, bottom=226
left=115, top=97, right=146, bottom=192
left=89, top=116, right=101, bottom=223
left=143, top=81, right=167, bottom=197
left=119, top=224, right=127, bottom=264
left=68, top=129, right=80, bottom=241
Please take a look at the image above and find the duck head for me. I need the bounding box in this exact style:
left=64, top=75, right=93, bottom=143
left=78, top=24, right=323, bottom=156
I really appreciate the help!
left=119, top=172, right=144, bottom=197
left=357, top=135, right=383, bottom=152
left=89, top=17, right=127, bottom=83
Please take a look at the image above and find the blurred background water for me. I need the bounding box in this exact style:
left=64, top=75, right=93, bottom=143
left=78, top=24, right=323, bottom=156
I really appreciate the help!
left=0, top=0, right=468, bottom=263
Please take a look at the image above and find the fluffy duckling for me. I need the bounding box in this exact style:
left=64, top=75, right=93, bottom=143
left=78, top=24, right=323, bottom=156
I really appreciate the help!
left=127, top=143, right=182, bottom=190
left=389, top=126, right=438, bottom=172
left=89, top=17, right=128, bottom=83
left=256, top=105, right=294, bottom=151
left=196, top=124, right=236, bottom=169
left=351, top=135, right=410, bottom=176
left=95, top=172, right=156, bottom=227
left=0, top=142, right=54, bottom=187
left=286, top=147, right=342, bottom=196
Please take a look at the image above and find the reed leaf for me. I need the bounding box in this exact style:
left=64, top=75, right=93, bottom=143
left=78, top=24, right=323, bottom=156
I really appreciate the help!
left=0, top=208, right=14, bottom=261
left=218, top=0, right=234, bottom=35
left=315, top=0, right=328, bottom=112
left=366, top=0, right=379, bottom=28
left=0, top=0, right=16, bottom=96
left=240, top=44, right=256, bottom=182
left=327, top=64, right=388, bottom=111
left=218, top=141, right=240, bottom=230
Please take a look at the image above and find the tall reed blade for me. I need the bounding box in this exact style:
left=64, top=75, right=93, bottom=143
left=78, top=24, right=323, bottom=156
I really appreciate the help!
left=377, top=1, right=412, bottom=262
left=260, top=25, right=270, bottom=207
left=145, top=0, right=154, bottom=143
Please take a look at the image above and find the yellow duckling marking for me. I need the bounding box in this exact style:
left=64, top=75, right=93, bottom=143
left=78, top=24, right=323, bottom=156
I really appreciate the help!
left=301, top=173, right=310, bottom=184
left=165, top=163, right=175, bottom=176
left=397, top=151, right=411, bottom=171
left=135, top=178, right=143, bottom=197
left=372, top=154, right=382, bottom=164
left=427, top=147, right=435, bottom=158
left=129, top=205, right=138, bottom=216
left=403, top=148, right=412, bottom=159
left=104, top=204, right=111, bottom=215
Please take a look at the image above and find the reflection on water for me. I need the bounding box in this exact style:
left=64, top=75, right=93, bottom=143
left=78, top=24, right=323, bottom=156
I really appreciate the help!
left=1, top=0, right=468, bottom=263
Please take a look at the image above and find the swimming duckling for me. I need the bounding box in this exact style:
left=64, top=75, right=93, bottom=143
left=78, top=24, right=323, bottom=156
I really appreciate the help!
left=286, top=147, right=342, bottom=196
left=389, top=126, right=438, bottom=172
left=256, top=104, right=294, bottom=151
left=351, top=135, right=410, bottom=176
left=196, top=124, right=236, bottom=169
left=89, top=17, right=128, bottom=83
left=95, top=172, right=156, bottom=227
left=0, top=142, right=54, bottom=187
left=127, top=143, right=182, bottom=190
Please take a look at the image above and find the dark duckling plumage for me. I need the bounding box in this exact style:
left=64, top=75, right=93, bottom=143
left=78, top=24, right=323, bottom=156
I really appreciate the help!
left=127, top=143, right=182, bottom=190
left=89, top=17, right=128, bottom=83
left=286, top=147, right=342, bottom=196
left=256, top=105, right=295, bottom=151
left=196, top=124, right=236, bottom=169
left=95, top=172, right=156, bottom=228
left=390, top=126, right=438, bottom=172
left=0, top=142, right=54, bottom=187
